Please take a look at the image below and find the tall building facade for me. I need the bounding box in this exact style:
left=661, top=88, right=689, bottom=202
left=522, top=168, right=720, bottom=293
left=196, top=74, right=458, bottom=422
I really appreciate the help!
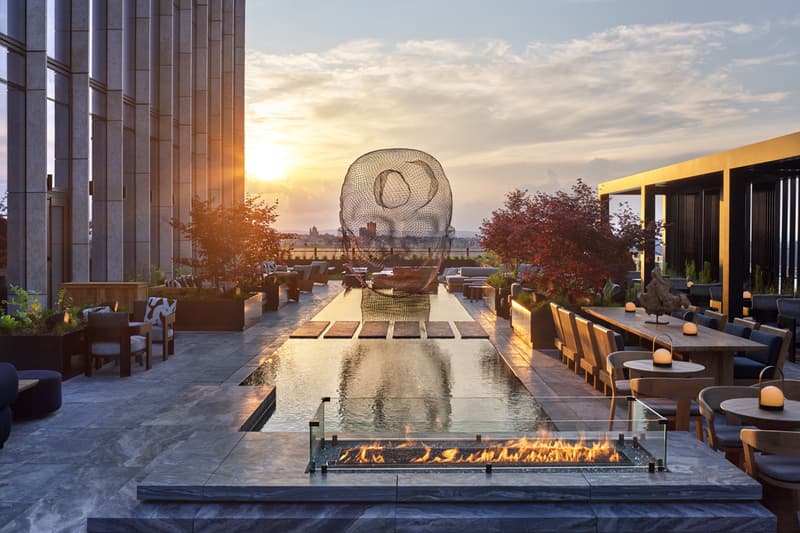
left=0, top=0, right=245, bottom=304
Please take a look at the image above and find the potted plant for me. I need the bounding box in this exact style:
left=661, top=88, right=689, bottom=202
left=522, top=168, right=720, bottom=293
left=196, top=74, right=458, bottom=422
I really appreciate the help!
left=0, top=286, right=85, bottom=378
left=486, top=272, right=511, bottom=319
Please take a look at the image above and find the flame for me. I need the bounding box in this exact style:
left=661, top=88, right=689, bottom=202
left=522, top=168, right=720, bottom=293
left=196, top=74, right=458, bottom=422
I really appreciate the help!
left=336, top=435, right=622, bottom=465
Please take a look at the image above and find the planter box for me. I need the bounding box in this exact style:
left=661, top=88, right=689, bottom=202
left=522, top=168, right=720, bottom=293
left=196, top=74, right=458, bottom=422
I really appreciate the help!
left=61, top=282, right=149, bottom=311
left=0, top=328, right=84, bottom=379
left=510, top=299, right=555, bottom=349
left=174, top=293, right=263, bottom=331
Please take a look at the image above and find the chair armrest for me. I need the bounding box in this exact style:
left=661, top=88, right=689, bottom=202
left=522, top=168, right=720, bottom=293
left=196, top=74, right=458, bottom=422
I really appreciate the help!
left=161, top=312, right=176, bottom=329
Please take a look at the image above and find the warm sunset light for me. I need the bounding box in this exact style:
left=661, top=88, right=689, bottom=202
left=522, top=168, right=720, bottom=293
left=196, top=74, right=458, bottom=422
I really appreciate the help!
left=245, top=141, right=292, bottom=183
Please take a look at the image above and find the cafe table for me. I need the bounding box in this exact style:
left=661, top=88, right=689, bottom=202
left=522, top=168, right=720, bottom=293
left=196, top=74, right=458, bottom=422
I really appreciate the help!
left=583, top=306, right=768, bottom=386
left=624, top=359, right=705, bottom=379
left=720, top=398, right=800, bottom=430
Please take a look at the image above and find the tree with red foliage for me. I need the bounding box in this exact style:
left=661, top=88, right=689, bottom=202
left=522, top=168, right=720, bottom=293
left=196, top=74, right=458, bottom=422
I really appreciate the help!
left=479, top=180, right=658, bottom=302
left=171, top=195, right=292, bottom=288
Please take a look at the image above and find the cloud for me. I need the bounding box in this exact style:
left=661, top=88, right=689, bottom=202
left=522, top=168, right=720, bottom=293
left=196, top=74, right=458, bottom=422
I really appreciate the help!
left=245, top=21, right=797, bottom=231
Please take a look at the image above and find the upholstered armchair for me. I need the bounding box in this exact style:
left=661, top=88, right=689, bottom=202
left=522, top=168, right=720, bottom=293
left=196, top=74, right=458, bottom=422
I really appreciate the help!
left=85, top=312, right=151, bottom=377
left=133, top=297, right=177, bottom=361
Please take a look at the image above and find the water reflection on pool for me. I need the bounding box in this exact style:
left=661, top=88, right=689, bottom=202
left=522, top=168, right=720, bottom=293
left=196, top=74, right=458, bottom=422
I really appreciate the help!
left=244, top=289, right=546, bottom=432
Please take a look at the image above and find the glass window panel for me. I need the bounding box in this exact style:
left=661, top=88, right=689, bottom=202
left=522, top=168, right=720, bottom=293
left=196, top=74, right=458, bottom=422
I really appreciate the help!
left=90, top=0, right=106, bottom=83
left=46, top=0, right=71, bottom=64
left=6, top=49, right=24, bottom=86
left=0, top=0, right=26, bottom=43
left=123, top=0, right=135, bottom=97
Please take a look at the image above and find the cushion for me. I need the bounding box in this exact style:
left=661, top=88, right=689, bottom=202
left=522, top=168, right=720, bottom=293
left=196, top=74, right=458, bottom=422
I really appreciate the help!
left=640, top=398, right=700, bottom=417
left=711, top=413, right=756, bottom=448
left=694, top=314, right=718, bottom=329
left=81, top=305, right=111, bottom=320
left=151, top=325, right=174, bottom=343
left=733, top=356, right=769, bottom=379
left=0, top=362, right=19, bottom=407
left=144, top=297, right=177, bottom=325
left=614, top=379, right=631, bottom=395
left=725, top=323, right=751, bottom=338
left=754, top=454, right=800, bottom=483
left=458, top=267, right=498, bottom=278
left=745, top=330, right=782, bottom=366
left=92, top=335, right=147, bottom=356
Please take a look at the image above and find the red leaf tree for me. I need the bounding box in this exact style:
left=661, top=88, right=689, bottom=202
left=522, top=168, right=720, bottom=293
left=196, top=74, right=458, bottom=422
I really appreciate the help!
left=479, top=180, right=658, bottom=302
left=171, top=195, right=292, bottom=288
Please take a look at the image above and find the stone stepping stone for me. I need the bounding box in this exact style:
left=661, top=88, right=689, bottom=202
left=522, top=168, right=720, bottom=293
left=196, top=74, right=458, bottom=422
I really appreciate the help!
left=454, top=321, right=489, bottom=339
left=393, top=321, right=421, bottom=339
left=324, top=321, right=360, bottom=339
left=359, top=321, right=389, bottom=339
left=425, top=321, right=454, bottom=339
left=290, top=321, right=330, bottom=338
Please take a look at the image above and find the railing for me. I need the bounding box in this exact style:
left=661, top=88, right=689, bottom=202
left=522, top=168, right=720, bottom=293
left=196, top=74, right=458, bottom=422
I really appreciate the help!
left=287, top=247, right=486, bottom=260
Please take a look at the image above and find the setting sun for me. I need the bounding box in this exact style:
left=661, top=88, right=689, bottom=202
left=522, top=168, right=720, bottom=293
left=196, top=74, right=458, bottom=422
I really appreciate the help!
left=245, top=141, right=292, bottom=182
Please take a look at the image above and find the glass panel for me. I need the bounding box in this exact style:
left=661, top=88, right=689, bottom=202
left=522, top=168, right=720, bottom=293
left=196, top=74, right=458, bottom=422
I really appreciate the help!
left=0, top=0, right=26, bottom=43
left=90, top=0, right=106, bottom=83
left=47, top=70, right=70, bottom=190
left=0, top=81, right=6, bottom=276
left=123, top=0, right=134, bottom=97
left=308, top=396, right=667, bottom=473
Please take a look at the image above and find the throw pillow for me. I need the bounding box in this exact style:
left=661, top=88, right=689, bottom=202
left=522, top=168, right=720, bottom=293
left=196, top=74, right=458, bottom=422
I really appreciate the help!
left=144, top=297, right=177, bottom=325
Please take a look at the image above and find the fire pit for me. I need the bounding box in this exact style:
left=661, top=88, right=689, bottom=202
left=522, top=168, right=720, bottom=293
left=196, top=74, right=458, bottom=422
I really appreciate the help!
left=307, top=396, right=667, bottom=473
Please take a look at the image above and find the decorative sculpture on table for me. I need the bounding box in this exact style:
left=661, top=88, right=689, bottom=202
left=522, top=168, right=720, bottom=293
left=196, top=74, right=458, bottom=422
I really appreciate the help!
left=638, top=268, right=690, bottom=325
left=340, top=148, right=454, bottom=301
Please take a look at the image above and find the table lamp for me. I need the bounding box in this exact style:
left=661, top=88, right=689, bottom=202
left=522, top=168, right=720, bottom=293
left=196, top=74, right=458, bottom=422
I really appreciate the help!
left=682, top=322, right=698, bottom=336
left=624, top=302, right=636, bottom=312
left=758, top=366, right=785, bottom=411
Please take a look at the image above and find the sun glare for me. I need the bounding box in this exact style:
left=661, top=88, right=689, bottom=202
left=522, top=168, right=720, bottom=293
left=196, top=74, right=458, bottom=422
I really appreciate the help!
left=246, top=142, right=292, bottom=182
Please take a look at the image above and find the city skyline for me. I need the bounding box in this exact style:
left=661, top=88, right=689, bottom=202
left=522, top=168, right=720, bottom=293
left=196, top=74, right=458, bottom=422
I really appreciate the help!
left=243, top=1, right=799, bottom=231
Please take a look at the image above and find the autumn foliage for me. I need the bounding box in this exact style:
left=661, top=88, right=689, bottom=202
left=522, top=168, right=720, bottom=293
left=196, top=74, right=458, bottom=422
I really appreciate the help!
left=479, top=180, right=658, bottom=302
left=171, top=195, right=292, bottom=288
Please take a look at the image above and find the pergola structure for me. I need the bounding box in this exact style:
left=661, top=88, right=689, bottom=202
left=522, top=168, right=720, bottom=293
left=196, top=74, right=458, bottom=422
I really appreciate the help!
left=599, top=131, right=800, bottom=317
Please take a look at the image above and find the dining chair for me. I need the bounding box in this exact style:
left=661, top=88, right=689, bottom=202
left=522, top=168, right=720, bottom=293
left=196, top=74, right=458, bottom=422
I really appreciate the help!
left=734, top=329, right=786, bottom=385
left=606, top=350, right=652, bottom=430
left=592, top=323, right=618, bottom=395
left=734, top=317, right=759, bottom=330
left=693, top=313, right=719, bottom=330
left=759, top=324, right=793, bottom=373
left=574, top=316, right=600, bottom=388
left=698, top=385, right=758, bottom=465
left=85, top=312, right=151, bottom=377
left=630, top=377, right=714, bottom=439
left=740, top=429, right=800, bottom=533
left=549, top=302, right=565, bottom=361
left=724, top=322, right=752, bottom=339
left=703, top=309, right=728, bottom=331
left=557, top=308, right=582, bottom=374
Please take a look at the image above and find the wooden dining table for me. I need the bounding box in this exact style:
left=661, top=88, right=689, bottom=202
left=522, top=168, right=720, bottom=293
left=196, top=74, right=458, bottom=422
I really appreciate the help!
left=583, top=306, right=768, bottom=385
left=721, top=398, right=800, bottom=430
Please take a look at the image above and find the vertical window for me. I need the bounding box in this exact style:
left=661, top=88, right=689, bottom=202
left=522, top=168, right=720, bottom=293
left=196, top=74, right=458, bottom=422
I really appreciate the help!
left=0, top=0, right=26, bottom=43
left=123, top=0, right=135, bottom=97
left=46, top=0, right=71, bottom=64
left=0, top=46, right=24, bottom=282
left=46, top=69, right=70, bottom=190
left=90, top=0, right=106, bottom=84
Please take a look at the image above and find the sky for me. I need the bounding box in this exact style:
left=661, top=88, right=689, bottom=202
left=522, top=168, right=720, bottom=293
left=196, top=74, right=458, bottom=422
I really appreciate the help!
left=243, top=0, right=800, bottom=233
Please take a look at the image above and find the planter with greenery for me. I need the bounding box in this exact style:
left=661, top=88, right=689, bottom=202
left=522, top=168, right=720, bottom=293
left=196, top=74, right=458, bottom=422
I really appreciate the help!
left=166, top=195, right=292, bottom=328
left=0, top=286, right=84, bottom=378
left=485, top=272, right=511, bottom=319
left=509, top=292, right=556, bottom=349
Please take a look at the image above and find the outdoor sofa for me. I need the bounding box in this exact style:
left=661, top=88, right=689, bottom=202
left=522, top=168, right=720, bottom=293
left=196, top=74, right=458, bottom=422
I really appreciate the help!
left=445, top=266, right=498, bottom=293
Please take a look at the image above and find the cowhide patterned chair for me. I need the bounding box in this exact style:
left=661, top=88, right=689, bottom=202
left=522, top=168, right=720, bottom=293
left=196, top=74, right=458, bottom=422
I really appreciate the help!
left=133, top=297, right=177, bottom=361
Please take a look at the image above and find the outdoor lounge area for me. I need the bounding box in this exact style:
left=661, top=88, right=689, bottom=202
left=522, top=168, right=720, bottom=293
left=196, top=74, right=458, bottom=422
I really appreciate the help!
left=1, top=280, right=797, bottom=531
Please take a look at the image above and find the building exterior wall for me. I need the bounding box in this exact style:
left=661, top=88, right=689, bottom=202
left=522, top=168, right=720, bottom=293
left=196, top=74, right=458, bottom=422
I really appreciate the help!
left=0, top=0, right=246, bottom=304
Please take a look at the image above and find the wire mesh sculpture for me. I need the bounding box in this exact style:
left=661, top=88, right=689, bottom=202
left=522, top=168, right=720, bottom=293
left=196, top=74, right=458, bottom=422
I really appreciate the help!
left=340, top=148, right=454, bottom=303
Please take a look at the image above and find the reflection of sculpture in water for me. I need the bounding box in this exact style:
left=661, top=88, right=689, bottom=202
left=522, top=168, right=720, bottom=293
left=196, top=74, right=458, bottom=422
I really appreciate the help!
left=340, top=149, right=454, bottom=295
left=337, top=342, right=453, bottom=432
left=360, top=290, right=430, bottom=321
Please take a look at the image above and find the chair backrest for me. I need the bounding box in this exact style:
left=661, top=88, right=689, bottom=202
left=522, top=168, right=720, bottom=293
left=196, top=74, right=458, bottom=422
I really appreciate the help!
left=293, top=264, right=313, bottom=280
left=734, top=317, right=759, bottom=330
left=703, top=309, right=727, bottom=331
left=757, top=324, right=792, bottom=371
left=693, top=313, right=718, bottom=330
left=698, top=385, right=759, bottom=449
left=549, top=302, right=565, bottom=345
left=557, top=308, right=582, bottom=357
left=777, top=298, right=800, bottom=319
left=87, top=312, right=130, bottom=344
left=574, top=316, right=599, bottom=369
left=606, top=350, right=651, bottom=386
left=724, top=322, right=751, bottom=338
left=592, top=324, right=618, bottom=365
left=741, top=429, right=800, bottom=480
left=630, top=377, right=715, bottom=431
left=751, top=294, right=781, bottom=324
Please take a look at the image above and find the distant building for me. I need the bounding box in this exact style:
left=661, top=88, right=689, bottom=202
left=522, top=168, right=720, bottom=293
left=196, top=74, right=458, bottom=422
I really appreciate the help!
left=358, top=221, right=377, bottom=239
left=309, top=226, right=319, bottom=237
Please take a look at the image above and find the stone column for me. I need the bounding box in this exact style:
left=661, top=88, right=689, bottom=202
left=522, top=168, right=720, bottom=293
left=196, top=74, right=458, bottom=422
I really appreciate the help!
left=134, top=0, right=151, bottom=278
left=220, top=0, right=234, bottom=207
left=233, top=0, right=245, bottom=203
left=208, top=0, right=222, bottom=206
left=193, top=0, right=209, bottom=203
left=10, top=0, right=48, bottom=298
left=640, top=184, right=656, bottom=285
left=70, top=0, right=91, bottom=281
left=157, top=0, right=174, bottom=276
left=104, top=0, right=125, bottom=281
left=175, top=0, right=193, bottom=264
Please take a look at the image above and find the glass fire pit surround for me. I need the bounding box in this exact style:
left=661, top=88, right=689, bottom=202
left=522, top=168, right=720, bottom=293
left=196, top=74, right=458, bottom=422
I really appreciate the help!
left=308, top=396, right=667, bottom=473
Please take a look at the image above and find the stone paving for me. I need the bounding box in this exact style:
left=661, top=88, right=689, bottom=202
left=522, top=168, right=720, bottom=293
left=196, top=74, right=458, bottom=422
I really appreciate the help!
left=0, top=283, right=795, bottom=531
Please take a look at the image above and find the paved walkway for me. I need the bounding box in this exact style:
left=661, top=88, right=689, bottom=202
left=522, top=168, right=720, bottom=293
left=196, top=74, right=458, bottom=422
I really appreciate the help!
left=0, top=284, right=796, bottom=531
